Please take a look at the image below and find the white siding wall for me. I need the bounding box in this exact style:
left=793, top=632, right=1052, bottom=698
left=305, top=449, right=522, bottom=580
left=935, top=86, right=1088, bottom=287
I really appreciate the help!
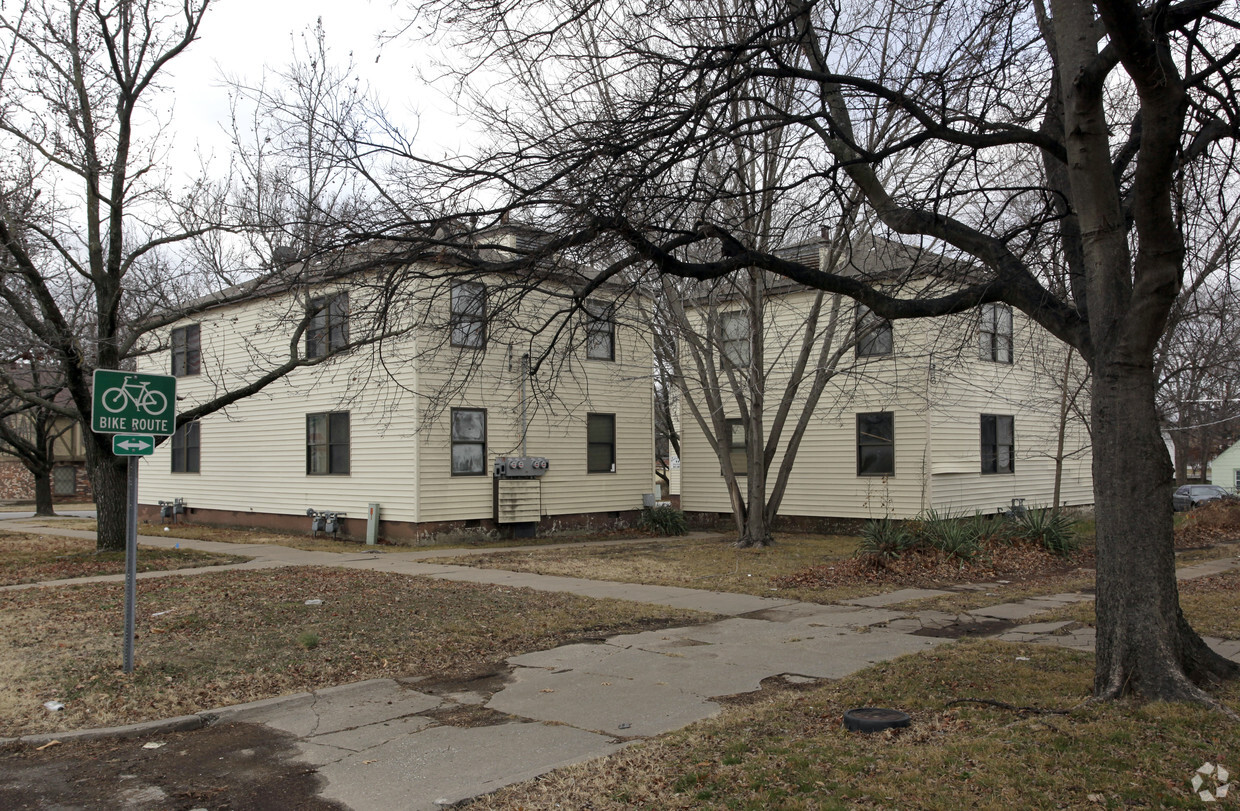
left=139, top=268, right=654, bottom=526
left=413, top=279, right=654, bottom=523
left=1211, top=441, right=1240, bottom=492
left=138, top=286, right=423, bottom=522
left=678, top=292, right=1094, bottom=520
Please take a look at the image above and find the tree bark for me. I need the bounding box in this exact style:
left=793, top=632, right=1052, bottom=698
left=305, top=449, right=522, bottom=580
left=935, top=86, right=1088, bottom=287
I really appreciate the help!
left=85, top=431, right=127, bottom=552
left=1091, top=360, right=1239, bottom=699
left=32, top=468, right=55, bottom=517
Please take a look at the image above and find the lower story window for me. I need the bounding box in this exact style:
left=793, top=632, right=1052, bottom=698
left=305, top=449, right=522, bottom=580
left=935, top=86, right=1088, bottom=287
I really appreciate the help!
left=587, top=413, right=615, bottom=473
left=981, top=414, right=1015, bottom=474
left=726, top=418, right=747, bottom=477
left=171, top=422, right=200, bottom=473
left=857, top=412, right=894, bottom=476
left=451, top=408, right=487, bottom=475
left=307, top=412, right=350, bottom=475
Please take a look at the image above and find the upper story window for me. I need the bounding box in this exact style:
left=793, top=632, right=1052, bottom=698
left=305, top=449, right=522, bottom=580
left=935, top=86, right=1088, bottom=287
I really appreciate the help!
left=451, top=408, right=487, bottom=476
left=586, top=305, right=615, bottom=361
left=306, top=292, right=349, bottom=359
left=720, top=310, right=750, bottom=368
left=171, top=324, right=200, bottom=377
left=981, top=414, right=1015, bottom=474
left=855, top=305, right=893, bottom=357
left=451, top=280, right=487, bottom=349
left=306, top=411, right=350, bottom=475
left=857, top=411, right=895, bottom=477
left=980, top=303, right=1013, bottom=363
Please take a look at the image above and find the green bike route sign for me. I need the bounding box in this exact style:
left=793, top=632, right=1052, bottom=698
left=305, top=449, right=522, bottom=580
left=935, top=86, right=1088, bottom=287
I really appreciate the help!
left=112, top=434, right=156, bottom=456
left=91, top=369, right=177, bottom=436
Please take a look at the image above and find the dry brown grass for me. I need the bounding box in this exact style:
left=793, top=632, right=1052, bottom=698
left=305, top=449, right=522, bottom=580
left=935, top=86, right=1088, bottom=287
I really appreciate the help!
left=0, top=529, right=248, bottom=586
left=1018, top=568, right=1240, bottom=641
left=20, top=519, right=407, bottom=554
left=0, top=567, right=710, bottom=737
left=426, top=532, right=868, bottom=602
left=468, top=639, right=1240, bottom=810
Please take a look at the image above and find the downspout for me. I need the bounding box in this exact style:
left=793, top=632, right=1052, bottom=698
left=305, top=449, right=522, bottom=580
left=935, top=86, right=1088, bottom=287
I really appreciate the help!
left=521, top=353, right=529, bottom=457
left=922, top=349, right=934, bottom=511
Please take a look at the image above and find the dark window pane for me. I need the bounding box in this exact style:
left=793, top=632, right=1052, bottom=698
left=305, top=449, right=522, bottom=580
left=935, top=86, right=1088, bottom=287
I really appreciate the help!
left=859, top=446, right=894, bottom=476
left=452, top=444, right=484, bottom=474
left=330, top=444, right=350, bottom=475
left=587, top=414, right=615, bottom=473
left=856, top=307, right=893, bottom=357
left=452, top=409, right=485, bottom=441
left=587, top=414, right=615, bottom=443
left=451, top=282, right=487, bottom=348
left=857, top=412, right=894, bottom=476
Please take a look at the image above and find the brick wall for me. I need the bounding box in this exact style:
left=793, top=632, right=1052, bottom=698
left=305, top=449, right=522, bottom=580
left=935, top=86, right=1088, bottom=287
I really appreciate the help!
left=0, top=460, right=92, bottom=502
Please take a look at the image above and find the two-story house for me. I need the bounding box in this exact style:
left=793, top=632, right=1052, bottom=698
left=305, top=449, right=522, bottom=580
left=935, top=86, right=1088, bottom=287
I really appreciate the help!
left=676, top=238, right=1094, bottom=524
left=135, top=227, right=656, bottom=541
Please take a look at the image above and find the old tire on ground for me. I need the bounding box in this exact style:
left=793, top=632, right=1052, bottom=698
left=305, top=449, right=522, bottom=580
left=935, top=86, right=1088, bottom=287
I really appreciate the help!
left=843, top=707, right=911, bottom=733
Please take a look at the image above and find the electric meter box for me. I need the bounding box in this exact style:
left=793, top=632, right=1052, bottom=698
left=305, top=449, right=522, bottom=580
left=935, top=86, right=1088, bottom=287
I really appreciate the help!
left=494, top=456, right=551, bottom=478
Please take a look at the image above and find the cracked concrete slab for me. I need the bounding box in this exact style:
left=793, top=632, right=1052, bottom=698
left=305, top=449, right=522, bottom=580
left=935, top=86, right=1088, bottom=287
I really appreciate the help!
left=969, top=602, right=1058, bottom=621
left=308, top=713, right=439, bottom=752
left=312, top=721, right=622, bottom=811
left=841, top=588, right=954, bottom=607
left=487, top=665, right=722, bottom=738
left=250, top=680, right=442, bottom=738
left=1014, top=620, right=1076, bottom=634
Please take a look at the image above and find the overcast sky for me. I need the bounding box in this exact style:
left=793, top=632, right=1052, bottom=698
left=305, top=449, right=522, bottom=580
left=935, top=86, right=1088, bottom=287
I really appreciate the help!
left=162, top=0, right=461, bottom=169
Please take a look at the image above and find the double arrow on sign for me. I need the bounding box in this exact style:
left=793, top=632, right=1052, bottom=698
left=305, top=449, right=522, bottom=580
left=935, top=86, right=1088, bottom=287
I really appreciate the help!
left=112, top=434, right=155, bottom=456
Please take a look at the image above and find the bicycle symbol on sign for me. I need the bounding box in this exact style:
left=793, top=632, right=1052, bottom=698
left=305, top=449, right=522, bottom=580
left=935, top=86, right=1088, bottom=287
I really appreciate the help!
left=100, top=375, right=168, bottom=416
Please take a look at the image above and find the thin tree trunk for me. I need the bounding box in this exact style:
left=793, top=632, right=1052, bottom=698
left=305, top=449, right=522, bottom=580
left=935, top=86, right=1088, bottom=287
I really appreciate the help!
left=86, top=433, right=127, bottom=552
left=1052, top=351, right=1072, bottom=510
left=1091, top=362, right=1238, bottom=699
left=32, top=468, right=55, bottom=517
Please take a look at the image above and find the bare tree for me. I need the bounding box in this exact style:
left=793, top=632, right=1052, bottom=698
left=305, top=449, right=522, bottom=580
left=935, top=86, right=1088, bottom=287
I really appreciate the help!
left=385, top=0, right=1240, bottom=703
left=0, top=1, right=405, bottom=550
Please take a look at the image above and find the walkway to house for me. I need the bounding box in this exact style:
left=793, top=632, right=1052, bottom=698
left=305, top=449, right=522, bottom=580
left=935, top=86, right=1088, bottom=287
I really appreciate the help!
left=3, top=519, right=1239, bottom=811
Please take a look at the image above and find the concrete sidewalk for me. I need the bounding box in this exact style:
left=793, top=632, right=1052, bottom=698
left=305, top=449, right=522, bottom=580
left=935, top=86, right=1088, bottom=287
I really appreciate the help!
left=4, top=518, right=1239, bottom=810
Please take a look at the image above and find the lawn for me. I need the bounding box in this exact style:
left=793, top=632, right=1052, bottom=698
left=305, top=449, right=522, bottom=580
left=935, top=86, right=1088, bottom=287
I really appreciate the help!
left=0, top=529, right=249, bottom=586
left=1016, top=567, right=1240, bottom=641
left=0, top=567, right=711, bottom=737
left=470, top=639, right=1240, bottom=810
left=427, top=532, right=871, bottom=602
left=24, top=518, right=674, bottom=555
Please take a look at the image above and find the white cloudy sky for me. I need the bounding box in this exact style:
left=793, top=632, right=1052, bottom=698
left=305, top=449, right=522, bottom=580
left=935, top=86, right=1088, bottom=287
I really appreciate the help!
left=162, top=0, right=466, bottom=168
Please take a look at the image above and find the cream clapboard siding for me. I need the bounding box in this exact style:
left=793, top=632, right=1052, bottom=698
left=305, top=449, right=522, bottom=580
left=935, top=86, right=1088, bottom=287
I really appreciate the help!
left=413, top=276, right=654, bottom=523
left=679, top=296, right=930, bottom=519
left=1211, top=440, right=1240, bottom=492
left=922, top=312, right=1093, bottom=514
left=138, top=281, right=423, bottom=522
left=139, top=268, right=654, bottom=526
left=679, top=291, right=1094, bottom=520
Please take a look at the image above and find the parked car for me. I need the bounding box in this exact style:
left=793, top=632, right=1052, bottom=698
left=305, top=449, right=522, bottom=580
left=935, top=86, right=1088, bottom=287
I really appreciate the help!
left=1172, top=484, right=1235, bottom=511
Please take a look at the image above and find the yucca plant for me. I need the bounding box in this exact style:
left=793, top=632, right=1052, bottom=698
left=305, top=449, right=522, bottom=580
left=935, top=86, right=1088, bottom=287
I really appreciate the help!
left=639, top=506, right=689, bottom=536
left=858, top=518, right=914, bottom=562
left=1013, top=507, right=1078, bottom=555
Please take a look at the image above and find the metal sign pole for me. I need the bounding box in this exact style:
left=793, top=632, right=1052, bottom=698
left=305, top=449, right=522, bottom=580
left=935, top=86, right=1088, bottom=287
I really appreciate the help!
left=123, top=456, right=138, bottom=674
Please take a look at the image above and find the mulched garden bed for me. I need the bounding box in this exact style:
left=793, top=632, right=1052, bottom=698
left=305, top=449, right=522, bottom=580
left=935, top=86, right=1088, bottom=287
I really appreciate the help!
left=771, top=539, right=1095, bottom=591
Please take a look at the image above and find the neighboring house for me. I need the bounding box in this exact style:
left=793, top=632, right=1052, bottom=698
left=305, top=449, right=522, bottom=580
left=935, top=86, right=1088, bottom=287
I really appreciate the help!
left=0, top=386, right=91, bottom=502
left=136, top=227, right=656, bottom=541
left=1211, top=440, right=1240, bottom=492
left=677, top=240, right=1094, bottom=523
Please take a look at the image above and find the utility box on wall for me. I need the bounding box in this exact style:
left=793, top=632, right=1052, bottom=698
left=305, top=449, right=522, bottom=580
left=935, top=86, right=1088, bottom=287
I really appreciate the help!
left=493, top=456, right=550, bottom=478
left=496, top=479, right=541, bottom=524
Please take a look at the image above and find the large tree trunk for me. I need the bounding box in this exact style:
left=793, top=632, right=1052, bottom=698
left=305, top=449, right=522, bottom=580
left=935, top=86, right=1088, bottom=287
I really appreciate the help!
left=32, top=467, right=55, bottom=517
left=86, top=432, right=127, bottom=552
left=1091, top=361, right=1239, bottom=699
